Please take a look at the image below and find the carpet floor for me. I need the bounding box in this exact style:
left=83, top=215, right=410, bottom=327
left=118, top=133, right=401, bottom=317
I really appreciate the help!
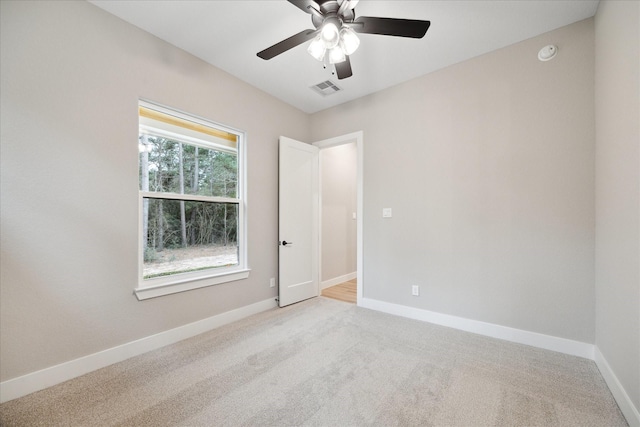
left=0, top=297, right=628, bottom=426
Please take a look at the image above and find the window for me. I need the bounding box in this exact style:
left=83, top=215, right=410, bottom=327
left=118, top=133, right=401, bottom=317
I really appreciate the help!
left=134, top=101, right=248, bottom=300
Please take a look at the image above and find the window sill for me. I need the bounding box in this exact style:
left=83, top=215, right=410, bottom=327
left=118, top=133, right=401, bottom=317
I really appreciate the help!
left=134, top=268, right=250, bottom=300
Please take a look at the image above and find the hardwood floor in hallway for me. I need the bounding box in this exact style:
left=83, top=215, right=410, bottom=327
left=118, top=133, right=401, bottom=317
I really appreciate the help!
left=321, top=279, right=357, bottom=304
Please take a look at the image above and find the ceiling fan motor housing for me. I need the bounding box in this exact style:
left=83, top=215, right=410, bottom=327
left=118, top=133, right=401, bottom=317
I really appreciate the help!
left=311, top=0, right=355, bottom=28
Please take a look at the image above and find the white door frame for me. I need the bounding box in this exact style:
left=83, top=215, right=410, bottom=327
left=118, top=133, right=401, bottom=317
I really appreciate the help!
left=313, top=131, right=363, bottom=304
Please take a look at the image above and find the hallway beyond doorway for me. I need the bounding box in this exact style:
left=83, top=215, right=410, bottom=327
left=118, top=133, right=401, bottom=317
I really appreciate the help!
left=321, top=279, right=356, bottom=304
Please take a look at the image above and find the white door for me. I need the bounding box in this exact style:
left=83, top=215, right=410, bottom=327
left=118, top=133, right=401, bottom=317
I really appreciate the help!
left=278, top=137, right=319, bottom=307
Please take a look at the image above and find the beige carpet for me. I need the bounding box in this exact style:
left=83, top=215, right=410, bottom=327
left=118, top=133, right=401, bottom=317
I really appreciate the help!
left=0, top=297, right=628, bottom=426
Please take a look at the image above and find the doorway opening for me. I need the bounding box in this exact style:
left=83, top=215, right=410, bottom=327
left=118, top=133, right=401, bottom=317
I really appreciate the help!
left=314, top=132, right=363, bottom=304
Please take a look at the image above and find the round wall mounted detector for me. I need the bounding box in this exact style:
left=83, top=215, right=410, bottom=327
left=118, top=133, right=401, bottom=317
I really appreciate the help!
left=538, top=45, right=558, bottom=61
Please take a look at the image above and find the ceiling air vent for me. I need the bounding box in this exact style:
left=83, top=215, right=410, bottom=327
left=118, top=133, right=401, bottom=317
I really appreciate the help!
left=310, top=80, right=342, bottom=97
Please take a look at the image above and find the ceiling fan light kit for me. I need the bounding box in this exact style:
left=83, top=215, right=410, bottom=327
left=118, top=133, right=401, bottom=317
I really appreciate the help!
left=257, top=0, right=431, bottom=80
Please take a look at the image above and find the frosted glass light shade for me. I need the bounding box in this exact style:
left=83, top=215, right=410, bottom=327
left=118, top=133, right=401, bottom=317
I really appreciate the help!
left=307, top=35, right=326, bottom=61
left=328, top=47, right=346, bottom=64
left=339, top=27, right=360, bottom=55
left=321, top=22, right=340, bottom=49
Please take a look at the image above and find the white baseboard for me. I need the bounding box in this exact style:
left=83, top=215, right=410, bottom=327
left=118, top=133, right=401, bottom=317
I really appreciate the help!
left=594, top=347, right=640, bottom=427
left=0, top=297, right=278, bottom=403
left=358, top=298, right=594, bottom=359
left=358, top=298, right=640, bottom=425
left=321, top=272, right=357, bottom=290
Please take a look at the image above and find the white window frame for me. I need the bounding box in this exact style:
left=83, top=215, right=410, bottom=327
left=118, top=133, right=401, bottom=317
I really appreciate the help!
left=134, top=100, right=249, bottom=300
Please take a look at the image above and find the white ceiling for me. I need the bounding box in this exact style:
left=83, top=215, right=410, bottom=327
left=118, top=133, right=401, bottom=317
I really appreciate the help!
left=89, top=0, right=599, bottom=114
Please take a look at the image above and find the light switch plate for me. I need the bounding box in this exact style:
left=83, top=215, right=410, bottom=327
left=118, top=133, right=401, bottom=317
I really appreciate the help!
left=382, top=208, right=392, bottom=218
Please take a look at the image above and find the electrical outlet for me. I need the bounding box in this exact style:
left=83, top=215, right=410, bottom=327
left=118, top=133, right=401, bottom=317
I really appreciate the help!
left=270, top=278, right=276, bottom=288
left=412, top=285, right=420, bottom=296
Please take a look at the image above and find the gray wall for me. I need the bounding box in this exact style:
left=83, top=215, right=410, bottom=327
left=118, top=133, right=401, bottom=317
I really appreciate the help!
left=321, top=143, right=357, bottom=283
left=0, top=0, right=309, bottom=381
left=594, top=0, right=640, bottom=410
left=311, top=19, right=596, bottom=343
left=2, top=0, right=638, bottom=414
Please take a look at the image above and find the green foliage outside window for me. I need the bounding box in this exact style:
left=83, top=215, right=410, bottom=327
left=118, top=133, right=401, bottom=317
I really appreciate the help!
left=139, top=134, right=239, bottom=279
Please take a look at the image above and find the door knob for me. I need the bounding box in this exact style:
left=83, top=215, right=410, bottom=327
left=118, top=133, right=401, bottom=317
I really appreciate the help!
left=281, top=240, right=293, bottom=246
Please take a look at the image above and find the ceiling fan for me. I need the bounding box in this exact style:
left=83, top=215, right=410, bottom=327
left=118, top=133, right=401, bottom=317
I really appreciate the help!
left=257, top=0, right=431, bottom=80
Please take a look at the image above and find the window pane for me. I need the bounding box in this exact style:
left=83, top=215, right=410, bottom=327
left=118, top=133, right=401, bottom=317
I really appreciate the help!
left=139, top=135, right=238, bottom=198
left=142, top=198, right=238, bottom=279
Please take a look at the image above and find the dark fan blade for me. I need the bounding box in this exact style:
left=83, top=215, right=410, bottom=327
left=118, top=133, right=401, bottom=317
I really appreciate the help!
left=257, top=29, right=319, bottom=60
left=353, top=16, right=430, bottom=38
left=335, top=56, right=353, bottom=80
left=287, top=0, right=320, bottom=14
